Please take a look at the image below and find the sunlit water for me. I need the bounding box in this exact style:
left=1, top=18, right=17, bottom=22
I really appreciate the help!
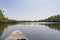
left=0, top=22, right=60, bottom=40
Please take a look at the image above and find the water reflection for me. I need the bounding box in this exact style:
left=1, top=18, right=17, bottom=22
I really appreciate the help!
left=45, top=24, right=60, bottom=31
left=0, top=22, right=60, bottom=40
left=0, top=24, right=9, bottom=40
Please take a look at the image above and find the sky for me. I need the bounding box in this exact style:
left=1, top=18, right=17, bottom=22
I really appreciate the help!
left=0, top=0, right=60, bottom=20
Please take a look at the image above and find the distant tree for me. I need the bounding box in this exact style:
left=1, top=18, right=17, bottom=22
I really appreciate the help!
left=38, top=14, right=60, bottom=22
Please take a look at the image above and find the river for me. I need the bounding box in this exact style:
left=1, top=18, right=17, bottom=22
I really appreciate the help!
left=0, top=22, right=60, bottom=40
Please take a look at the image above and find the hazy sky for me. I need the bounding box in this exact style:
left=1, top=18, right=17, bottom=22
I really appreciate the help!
left=0, top=0, right=60, bottom=20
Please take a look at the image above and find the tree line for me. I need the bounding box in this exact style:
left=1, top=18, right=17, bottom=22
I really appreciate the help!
left=0, top=9, right=60, bottom=23
left=38, top=15, right=60, bottom=22
left=0, top=9, right=19, bottom=24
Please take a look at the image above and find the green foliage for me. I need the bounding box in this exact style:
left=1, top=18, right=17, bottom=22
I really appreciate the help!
left=0, top=9, right=9, bottom=22
left=46, top=15, right=60, bottom=22
left=38, top=15, right=60, bottom=22
left=0, top=9, right=19, bottom=24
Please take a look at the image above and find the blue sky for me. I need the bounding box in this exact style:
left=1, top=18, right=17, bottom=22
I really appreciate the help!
left=0, top=0, right=60, bottom=20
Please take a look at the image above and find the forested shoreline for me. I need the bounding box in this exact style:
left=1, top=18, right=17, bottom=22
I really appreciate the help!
left=0, top=9, right=20, bottom=24
left=38, top=15, right=60, bottom=22
left=0, top=9, right=60, bottom=24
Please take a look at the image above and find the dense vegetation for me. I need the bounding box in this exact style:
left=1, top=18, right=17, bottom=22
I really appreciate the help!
left=0, top=10, right=9, bottom=22
left=38, top=15, right=60, bottom=22
left=0, top=9, right=60, bottom=23
left=0, top=9, right=19, bottom=24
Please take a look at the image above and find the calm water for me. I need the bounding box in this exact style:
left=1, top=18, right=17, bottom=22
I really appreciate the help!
left=0, top=22, right=60, bottom=40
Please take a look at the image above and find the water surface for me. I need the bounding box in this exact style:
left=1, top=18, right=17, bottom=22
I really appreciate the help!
left=0, top=22, right=60, bottom=40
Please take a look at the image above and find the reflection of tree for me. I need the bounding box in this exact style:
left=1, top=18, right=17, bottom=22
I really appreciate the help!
left=0, top=24, right=9, bottom=40
left=45, top=24, right=60, bottom=31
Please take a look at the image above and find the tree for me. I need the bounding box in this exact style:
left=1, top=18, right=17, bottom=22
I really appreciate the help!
left=39, top=14, right=60, bottom=22
left=0, top=9, right=9, bottom=22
